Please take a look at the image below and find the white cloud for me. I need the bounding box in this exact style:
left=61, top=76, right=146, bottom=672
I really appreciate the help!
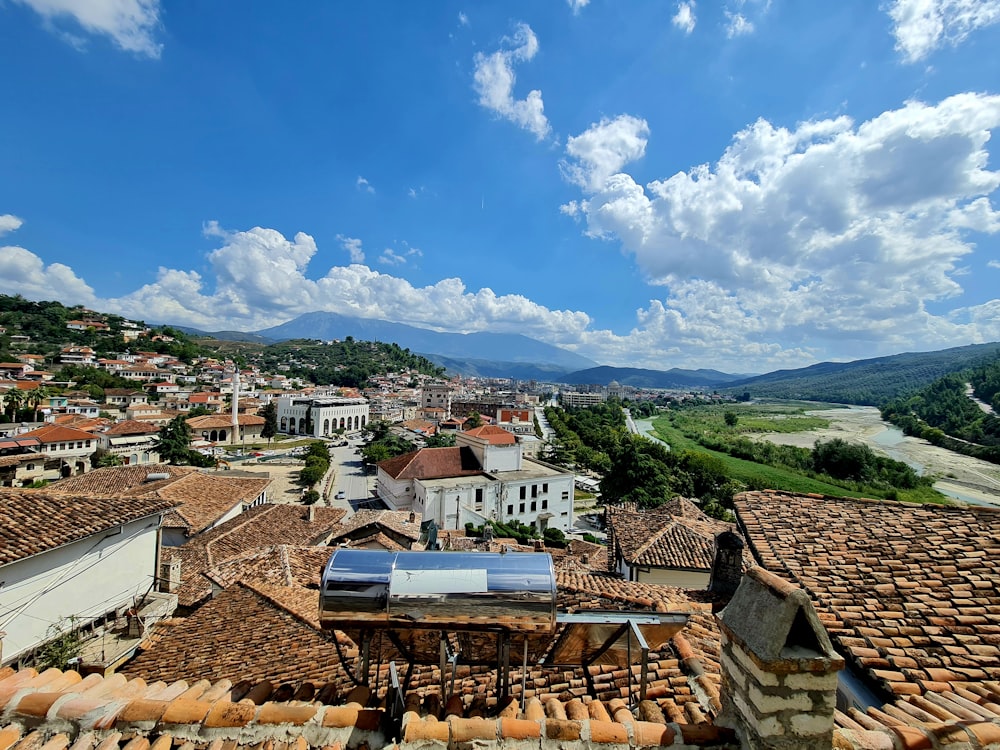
left=888, top=0, right=1000, bottom=62
left=567, top=0, right=590, bottom=14
left=458, top=11, right=469, bottom=26
left=356, top=176, right=375, bottom=194
left=989, top=259, right=1000, bottom=268
left=564, top=93, right=1000, bottom=366
left=337, top=235, right=365, bottom=264
left=13, top=0, right=162, bottom=58
left=379, top=249, right=407, bottom=266
left=673, top=2, right=696, bottom=34
left=725, top=11, right=754, bottom=37
left=472, top=23, right=551, bottom=141
left=561, top=115, right=650, bottom=192
left=0, top=244, right=97, bottom=306
left=0, top=214, right=24, bottom=235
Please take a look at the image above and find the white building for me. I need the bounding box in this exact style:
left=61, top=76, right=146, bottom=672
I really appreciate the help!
left=420, top=384, right=453, bottom=419
left=0, top=488, right=175, bottom=666
left=276, top=396, right=369, bottom=437
left=375, top=425, right=575, bottom=533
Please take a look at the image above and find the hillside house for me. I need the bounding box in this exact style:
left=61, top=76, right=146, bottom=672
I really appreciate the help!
left=13, top=424, right=97, bottom=478
left=97, top=420, right=161, bottom=464
left=605, top=499, right=741, bottom=587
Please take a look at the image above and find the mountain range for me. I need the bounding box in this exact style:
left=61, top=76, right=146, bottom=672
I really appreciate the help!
left=176, top=311, right=1000, bottom=401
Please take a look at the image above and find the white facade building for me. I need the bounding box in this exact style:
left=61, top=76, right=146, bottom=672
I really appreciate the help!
left=276, top=396, right=369, bottom=438
left=0, top=489, right=173, bottom=666
left=376, top=425, right=575, bottom=533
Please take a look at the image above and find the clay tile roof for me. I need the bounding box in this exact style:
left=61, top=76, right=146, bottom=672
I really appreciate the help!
left=46, top=463, right=198, bottom=495
left=15, top=423, right=97, bottom=442
left=606, top=503, right=735, bottom=571
left=155, top=473, right=271, bottom=535
left=169, top=505, right=346, bottom=608
left=328, top=509, right=424, bottom=545
left=735, top=490, right=1000, bottom=702
left=378, top=446, right=482, bottom=480
left=463, top=425, right=517, bottom=445
left=103, top=419, right=160, bottom=435
left=186, top=414, right=265, bottom=429
left=0, top=489, right=177, bottom=566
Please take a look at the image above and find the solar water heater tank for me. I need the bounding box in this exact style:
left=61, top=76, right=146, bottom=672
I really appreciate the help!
left=319, top=548, right=557, bottom=632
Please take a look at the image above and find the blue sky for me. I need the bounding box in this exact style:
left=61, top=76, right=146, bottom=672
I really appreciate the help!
left=2, top=0, right=1000, bottom=373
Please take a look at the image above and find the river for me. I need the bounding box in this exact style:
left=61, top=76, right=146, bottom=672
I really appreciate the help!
left=752, top=405, right=1000, bottom=507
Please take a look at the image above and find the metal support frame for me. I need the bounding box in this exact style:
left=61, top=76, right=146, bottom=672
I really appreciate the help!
left=360, top=630, right=372, bottom=686
left=629, top=620, right=650, bottom=705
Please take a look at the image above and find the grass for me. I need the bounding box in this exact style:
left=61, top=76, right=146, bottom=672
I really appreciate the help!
left=650, top=413, right=950, bottom=504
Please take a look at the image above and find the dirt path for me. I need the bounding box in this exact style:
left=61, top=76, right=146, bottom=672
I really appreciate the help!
left=752, top=406, right=1000, bottom=506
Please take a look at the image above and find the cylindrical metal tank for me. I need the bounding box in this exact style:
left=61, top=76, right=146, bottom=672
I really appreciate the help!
left=319, top=548, right=557, bottom=632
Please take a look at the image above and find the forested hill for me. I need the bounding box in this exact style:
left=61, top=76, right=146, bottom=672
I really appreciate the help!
left=198, top=338, right=445, bottom=387
left=880, top=355, right=1000, bottom=462
left=724, top=342, right=1000, bottom=405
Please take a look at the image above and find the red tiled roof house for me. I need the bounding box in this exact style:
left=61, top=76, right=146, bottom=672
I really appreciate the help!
left=0, top=488, right=176, bottom=666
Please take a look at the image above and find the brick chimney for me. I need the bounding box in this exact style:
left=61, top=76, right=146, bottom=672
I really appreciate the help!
left=709, top=530, right=745, bottom=596
left=158, top=556, right=181, bottom=594
left=716, top=566, right=843, bottom=750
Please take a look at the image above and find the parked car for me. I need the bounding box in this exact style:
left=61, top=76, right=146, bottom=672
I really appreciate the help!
left=335, top=490, right=346, bottom=499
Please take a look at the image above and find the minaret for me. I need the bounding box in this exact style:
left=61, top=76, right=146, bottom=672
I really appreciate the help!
left=231, top=368, right=240, bottom=444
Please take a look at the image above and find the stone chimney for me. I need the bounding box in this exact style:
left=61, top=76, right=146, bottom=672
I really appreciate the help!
left=308, top=504, right=316, bottom=522
left=159, top=556, right=181, bottom=594
left=716, top=566, right=843, bottom=750
left=409, top=511, right=416, bottom=523
left=709, top=530, right=745, bottom=596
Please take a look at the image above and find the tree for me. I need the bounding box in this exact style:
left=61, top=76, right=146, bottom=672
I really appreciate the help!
left=260, top=401, right=277, bottom=445
left=93, top=449, right=124, bottom=468
left=154, top=416, right=194, bottom=464
left=724, top=411, right=739, bottom=427
left=466, top=411, right=483, bottom=429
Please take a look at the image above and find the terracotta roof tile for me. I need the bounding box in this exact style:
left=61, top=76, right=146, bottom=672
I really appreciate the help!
left=606, top=503, right=737, bottom=571
left=0, top=489, right=176, bottom=566
left=462, top=426, right=517, bottom=445
left=735, top=490, right=1000, bottom=701
left=168, top=505, right=346, bottom=608
left=378, top=447, right=482, bottom=480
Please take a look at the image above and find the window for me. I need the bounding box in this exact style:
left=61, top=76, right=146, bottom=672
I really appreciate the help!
left=519, top=502, right=525, bottom=513
left=530, top=501, right=537, bottom=511
left=507, top=504, right=513, bottom=515
left=475, top=488, right=484, bottom=511
left=531, top=485, right=537, bottom=498
left=542, top=483, right=548, bottom=493
left=542, top=499, right=548, bottom=509
left=562, top=491, right=570, bottom=500
left=519, top=486, right=526, bottom=500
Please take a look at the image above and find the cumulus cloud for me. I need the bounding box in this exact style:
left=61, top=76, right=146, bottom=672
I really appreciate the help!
left=13, top=0, right=162, bottom=58
left=0, top=214, right=24, bottom=235
left=472, top=23, right=551, bottom=141
left=888, top=0, right=1000, bottom=62
left=337, top=235, right=365, bottom=264
left=356, top=176, right=375, bottom=194
left=567, top=0, right=590, bottom=14
left=989, top=259, right=1000, bottom=268
left=561, top=115, right=650, bottom=192
left=0, top=245, right=97, bottom=306
left=563, top=93, right=1000, bottom=364
left=673, top=2, right=696, bottom=34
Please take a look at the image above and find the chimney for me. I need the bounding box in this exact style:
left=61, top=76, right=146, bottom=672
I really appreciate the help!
left=409, top=511, right=416, bottom=523
left=715, top=567, right=843, bottom=750
left=709, top=530, right=745, bottom=596
left=159, top=557, right=181, bottom=593
left=308, top=505, right=316, bottom=522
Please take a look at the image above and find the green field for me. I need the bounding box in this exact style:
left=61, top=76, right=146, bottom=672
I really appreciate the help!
left=649, top=408, right=949, bottom=504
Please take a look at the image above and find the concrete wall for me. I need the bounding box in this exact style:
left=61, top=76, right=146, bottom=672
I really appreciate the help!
left=0, top=515, right=163, bottom=665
